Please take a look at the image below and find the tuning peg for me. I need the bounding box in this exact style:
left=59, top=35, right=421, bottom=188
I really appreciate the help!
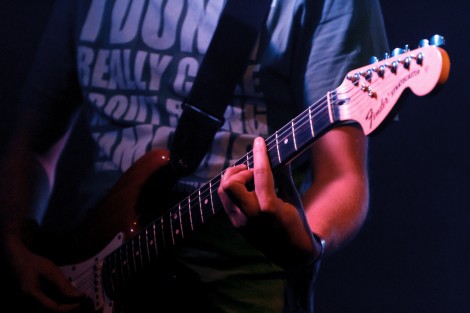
left=403, top=56, right=412, bottom=69
left=391, top=47, right=405, bottom=57
left=369, top=56, right=379, bottom=64
left=418, top=39, right=430, bottom=47
left=346, top=73, right=361, bottom=85
left=362, top=69, right=374, bottom=81
left=419, top=35, right=445, bottom=47
left=390, top=60, right=399, bottom=74
left=429, top=34, right=445, bottom=46
left=416, top=53, right=424, bottom=65
left=377, top=65, right=386, bottom=77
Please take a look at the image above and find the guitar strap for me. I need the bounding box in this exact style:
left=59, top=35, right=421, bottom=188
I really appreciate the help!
left=170, top=0, right=272, bottom=176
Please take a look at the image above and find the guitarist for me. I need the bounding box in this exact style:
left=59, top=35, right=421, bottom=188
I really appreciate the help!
left=0, top=0, right=389, bottom=312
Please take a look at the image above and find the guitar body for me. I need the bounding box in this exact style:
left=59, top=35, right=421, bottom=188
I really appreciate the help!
left=32, top=149, right=192, bottom=312
left=33, top=149, right=174, bottom=264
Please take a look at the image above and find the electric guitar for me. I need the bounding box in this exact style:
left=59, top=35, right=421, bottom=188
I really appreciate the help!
left=33, top=35, right=450, bottom=312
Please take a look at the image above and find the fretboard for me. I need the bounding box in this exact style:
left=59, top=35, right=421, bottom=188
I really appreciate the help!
left=101, top=92, right=336, bottom=296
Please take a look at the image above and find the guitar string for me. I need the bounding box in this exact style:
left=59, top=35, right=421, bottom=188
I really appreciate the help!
left=67, top=61, right=410, bottom=297
left=64, top=85, right=342, bottom=296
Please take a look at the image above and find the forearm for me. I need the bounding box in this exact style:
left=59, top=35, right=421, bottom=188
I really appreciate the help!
left=301, top=126, right=370, bottom=254
left=303, top=172, right=369, bottom=253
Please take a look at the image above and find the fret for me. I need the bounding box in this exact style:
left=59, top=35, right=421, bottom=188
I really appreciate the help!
left=292, top=110, right=314, bottom=154
left=148, top=220, right=163, bottom=259
left=164, top=208, right=183, bottom=246
left=291, top=120, right=298, bottom=151
left=169, top=206, right=183, bottom=243
left=178, top=203, right=184, bottom=238
left=309, top=106, right=315, bottom=138
left=274, top=122, right=296, bottom=167
left=198, top=189, right=204, bottom=224
left=188, top=192, right=204, bottom=230
left=156, top=217, right=167, bottom=250
left=147, top=229, right=157, bottom=264
left=135, top=236, right=142, bottom=272
left=275, top=131, right=281, bottom=164
left=209, top=181, right=215, bottom=215
left=201, top=189, right=211, bottom=220
left=152, top=223, right=159, bottom=258
left=136, top=234, right=144, bottom=271
left=326, top=91, right=335, bottom=123
left=188, top=195, right=194, bottom=231
left=314, top=104, right=333, bottom=135
left=145, top=228, right=151, bottom=264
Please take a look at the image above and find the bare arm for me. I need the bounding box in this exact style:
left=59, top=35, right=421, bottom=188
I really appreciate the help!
left=302, top=124, right=370, bottom=254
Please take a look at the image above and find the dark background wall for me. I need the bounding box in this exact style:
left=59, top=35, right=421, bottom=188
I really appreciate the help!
left=1, top=1, right=468, bottom=312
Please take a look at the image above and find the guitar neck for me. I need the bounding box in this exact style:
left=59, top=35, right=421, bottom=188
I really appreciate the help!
left=265, top=95, right=336, bottom=170
left=100, top=94, right=335, bottom=296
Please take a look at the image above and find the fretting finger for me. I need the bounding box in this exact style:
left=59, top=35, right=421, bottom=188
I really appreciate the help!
left=252, top=137, right=277, bottom=212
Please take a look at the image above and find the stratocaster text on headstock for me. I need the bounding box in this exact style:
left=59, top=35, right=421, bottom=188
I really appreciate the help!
left=331, top=34, right=450, bottom=135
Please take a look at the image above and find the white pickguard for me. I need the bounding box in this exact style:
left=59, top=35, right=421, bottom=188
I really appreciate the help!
left=60, top=232, right=124, bottom=313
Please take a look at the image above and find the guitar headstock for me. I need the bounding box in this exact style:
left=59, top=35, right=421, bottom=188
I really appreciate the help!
left=333, top=34, right=450, bottom=135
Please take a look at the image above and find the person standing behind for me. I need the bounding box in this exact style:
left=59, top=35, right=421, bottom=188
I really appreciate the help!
left=0, top=0, right=389, bottom=312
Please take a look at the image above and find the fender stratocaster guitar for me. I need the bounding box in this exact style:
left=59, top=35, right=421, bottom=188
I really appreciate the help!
left=33, top=35, right=450, bottom=312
